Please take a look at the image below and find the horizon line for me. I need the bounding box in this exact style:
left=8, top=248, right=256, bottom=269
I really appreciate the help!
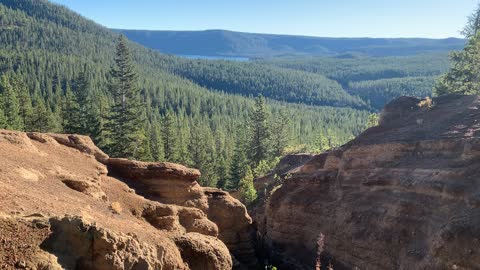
left=111, top=28, right=465, bottom=40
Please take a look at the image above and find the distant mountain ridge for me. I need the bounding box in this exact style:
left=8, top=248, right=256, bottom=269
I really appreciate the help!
left=113, top=29, right=465, bottom=57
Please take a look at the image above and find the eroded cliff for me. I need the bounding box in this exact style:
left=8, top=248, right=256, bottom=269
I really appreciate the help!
left=0, top=130, right=254, bottom=269
left=257, top=95, right=480, bottom=270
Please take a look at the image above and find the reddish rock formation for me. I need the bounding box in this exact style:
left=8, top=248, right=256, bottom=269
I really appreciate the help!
left=107, top=158, right=257, bottom=268
left=0, top=129, right=253, bottom=269
left=258, top=95, right=480, bottom=270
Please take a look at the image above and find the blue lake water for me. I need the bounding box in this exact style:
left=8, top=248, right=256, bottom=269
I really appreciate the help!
left=179, top=55, right=249, bottom=61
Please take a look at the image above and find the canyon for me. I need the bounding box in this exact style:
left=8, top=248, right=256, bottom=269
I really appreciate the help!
left=1, top=95, right=480, bottom=269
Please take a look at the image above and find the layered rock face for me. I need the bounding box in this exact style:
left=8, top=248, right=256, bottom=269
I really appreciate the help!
left=259, top=95, right=480, bottom=270
left=107, top=158, right=257, bottom=268
left=0, top=130, right=253, bottom=269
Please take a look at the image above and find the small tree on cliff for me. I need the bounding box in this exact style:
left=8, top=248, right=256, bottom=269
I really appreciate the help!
left=434, top=3, right=480, bottom=95
left=105, top=35, right=149, bottom=159
left=239, top=166, right=257, bottom=204
left=462, top=3, right=480, bottom=39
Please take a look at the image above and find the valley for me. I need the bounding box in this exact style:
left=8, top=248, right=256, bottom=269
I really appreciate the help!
left=1, top=0, right=479, bottom=269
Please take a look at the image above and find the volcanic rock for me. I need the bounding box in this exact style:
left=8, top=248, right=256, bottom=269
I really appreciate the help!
left=258, top=95, right=480, bottom=270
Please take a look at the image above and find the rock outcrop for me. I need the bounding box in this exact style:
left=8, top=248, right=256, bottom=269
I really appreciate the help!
left=258, top=95, right=480, bottom=270
left=0, top=129, right=253, bottom=269
left=107, top=158, right=257, bottom=268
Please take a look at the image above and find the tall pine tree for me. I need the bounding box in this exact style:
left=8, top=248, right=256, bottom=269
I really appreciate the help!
left=271, top=110, right=290, bottom=157
left=29, top=92, right=55, bottom=133
left=229, top=126, right=249, bottom=190
left=248, top=96, right=271, bottom=166
left=0, top=74, right=23, bottom=130
left=435, top=4, right=480, bottom=96
left=105, top=35, right=148, bottom=159
left=62, top=83, right=80, bottom=133
left=162, top=109, right=177, bottom=161
left=0, top=99, right=6, bottom=129
left=11, top=75, right=32, bottom=131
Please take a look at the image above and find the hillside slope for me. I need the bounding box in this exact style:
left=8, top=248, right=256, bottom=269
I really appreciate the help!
left=115, top=29, right=465, bottom=57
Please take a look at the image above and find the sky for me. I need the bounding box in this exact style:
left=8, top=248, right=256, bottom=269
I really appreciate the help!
left=50, top=0, right=478, bottom=38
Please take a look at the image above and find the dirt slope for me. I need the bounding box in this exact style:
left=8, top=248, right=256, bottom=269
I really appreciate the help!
left=0, top=130, right=254, bottom=269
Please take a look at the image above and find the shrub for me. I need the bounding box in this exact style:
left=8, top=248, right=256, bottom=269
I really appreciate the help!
left=417, top=97, right=433, bottom=109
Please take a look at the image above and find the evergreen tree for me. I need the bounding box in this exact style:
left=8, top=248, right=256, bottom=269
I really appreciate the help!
left=248, top=96, right=271, bottom=166
left=239, top=166, right=257, bottom=204
left=135, top=108, right=153, bottom=161
left=74, top=71, right=92, bottom=134
left=0, top=100, right=6, bottom=129
left=189, top=121, right=218, bottom=186
left=105, top=35, right=148, bottom=159
left=162, top=110, right=177, bottom=161
left=62, top=83, right=80, bottom=133
left=149, top=122, right=165, bottom=161
left=462, top=3, right=480, bottom=38
left=176, top=118, right=191, bottom=165
left=216, top=155, right=230, bottom=189
left=366, top=113, right=379, bottom=128
left=434, top=35, right=480, bottom=95
left=189, top=121, right=207, bottom=169
left=315, top=132, right=330, bottom=152
left=0, top=74, right=23, bottom=130
left=271, top=110, right=290, bottom=157
left=229, top=129, right=249, bottom=189
left=29, top=92, right=55, bottom=132
left=200, top=128, right=218, bottom=187
left=435, top=5, right=480, bottom=96
left=11, top=75, right=32, bottom=131
left=253, top=159, right=272, bottom=178
left=89, top=94, right=108, bottom=147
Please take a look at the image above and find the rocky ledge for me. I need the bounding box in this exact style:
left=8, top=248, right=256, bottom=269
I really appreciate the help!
left=0, top=129, right=255, bottom=269
left=257, top=95, right=480, bottom=270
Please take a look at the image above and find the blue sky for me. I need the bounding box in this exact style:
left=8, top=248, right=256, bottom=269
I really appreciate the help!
left=50, top=0, right=477, bottom=38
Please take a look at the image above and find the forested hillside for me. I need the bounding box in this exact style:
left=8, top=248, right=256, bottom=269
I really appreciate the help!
left=159, top=53, right=451, bottom=110
left=116, top=29, right=465, bottom=57
left=0, top=0, right=368, bottom=192
left=116, top=27, right=457, bottom=110
left=257, top=53, right=451, bottom=109
left=162, top=58, right=366, bottom=108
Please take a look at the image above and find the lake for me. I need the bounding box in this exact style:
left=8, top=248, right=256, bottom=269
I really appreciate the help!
left=179, top=54, right=250, bottom=61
